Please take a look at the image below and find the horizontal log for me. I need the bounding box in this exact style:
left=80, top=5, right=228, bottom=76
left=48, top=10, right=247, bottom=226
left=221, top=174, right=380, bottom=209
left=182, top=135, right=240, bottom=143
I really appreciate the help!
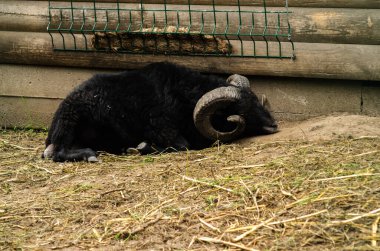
left=1, top=1, right=379, bottom=45
left=2, top=64, right=372, bottom=128
left=15, top=0, right=380, bottom=9
left=1, top=31, right=380, bottom=81
left=291, top=8, right=380, bottom=44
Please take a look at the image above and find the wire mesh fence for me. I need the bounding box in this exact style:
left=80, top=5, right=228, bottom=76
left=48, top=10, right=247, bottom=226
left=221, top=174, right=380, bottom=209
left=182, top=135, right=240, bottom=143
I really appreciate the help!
left=47, top=0, right=295, bottom=59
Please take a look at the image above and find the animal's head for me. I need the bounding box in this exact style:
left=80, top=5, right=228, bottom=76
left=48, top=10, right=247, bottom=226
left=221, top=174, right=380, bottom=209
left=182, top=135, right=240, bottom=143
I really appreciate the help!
left=193, top=74, right=278, bottom=142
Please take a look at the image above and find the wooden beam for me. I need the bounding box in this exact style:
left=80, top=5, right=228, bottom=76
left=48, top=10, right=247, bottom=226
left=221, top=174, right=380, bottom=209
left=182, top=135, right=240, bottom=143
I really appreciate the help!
left=1, top=64, right=372, bottom=128
left=1, top=1, right=379, bottom=45
left=0, top=64, right=101, bottom=99
left=1, top=31, right=379, bottom=81
left=18, top=0, right=380, bottom=9
left=291, top=8, right=380, bottom=44
left=0, top=96, right=59, bottom=129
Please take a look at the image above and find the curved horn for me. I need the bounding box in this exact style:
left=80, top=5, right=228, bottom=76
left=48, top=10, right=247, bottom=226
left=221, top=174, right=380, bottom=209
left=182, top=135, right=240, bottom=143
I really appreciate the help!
left=193, top=86, right=246, bottom=142
left=226, top=74, right=251, bottom=90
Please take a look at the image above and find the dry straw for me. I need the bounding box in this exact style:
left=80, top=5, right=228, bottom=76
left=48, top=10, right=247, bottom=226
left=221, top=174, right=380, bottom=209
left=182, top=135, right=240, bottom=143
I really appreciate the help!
left=0, top=129, right=379, bottom=250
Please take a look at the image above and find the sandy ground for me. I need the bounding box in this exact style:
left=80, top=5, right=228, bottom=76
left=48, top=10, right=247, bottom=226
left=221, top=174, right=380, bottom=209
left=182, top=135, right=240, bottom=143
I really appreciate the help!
left=244, top=114, right=380, bottom=143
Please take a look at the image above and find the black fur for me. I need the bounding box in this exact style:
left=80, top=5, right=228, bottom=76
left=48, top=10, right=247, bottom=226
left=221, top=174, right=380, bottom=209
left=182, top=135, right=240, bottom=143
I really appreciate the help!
left=44, top=62, right=276, bottom=162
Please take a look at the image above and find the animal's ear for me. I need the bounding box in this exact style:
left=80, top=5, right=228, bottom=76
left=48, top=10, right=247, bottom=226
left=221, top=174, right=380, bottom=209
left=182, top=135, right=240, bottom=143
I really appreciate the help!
left=226, top=74, right=251, bottom=90
left=260, top=94, right=267, bottom=107
left=260, top=94, right=273, bottom=110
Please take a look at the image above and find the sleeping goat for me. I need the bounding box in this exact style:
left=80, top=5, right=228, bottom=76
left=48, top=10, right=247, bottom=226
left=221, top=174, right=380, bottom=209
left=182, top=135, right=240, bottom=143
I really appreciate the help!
left=43, top=62, right=277, bottom=162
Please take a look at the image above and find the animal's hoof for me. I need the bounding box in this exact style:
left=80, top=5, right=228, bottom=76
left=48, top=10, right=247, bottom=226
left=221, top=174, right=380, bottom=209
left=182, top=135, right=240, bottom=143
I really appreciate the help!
left=87, top=156, right=99, bottom=162
left=136, top=142, right=149, bottom=150
left=127, top=142, right=159, bottom=155
left=43, top=144, right=55, bottom=159
left=126, top=147, right=140, bottom=155
left=136, top=142, right=158, bottom=155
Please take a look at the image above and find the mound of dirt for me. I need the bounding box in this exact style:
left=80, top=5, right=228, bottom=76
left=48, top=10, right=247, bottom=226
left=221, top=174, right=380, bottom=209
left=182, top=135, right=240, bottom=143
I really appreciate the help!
left=242, top=114, right=380, bottom=144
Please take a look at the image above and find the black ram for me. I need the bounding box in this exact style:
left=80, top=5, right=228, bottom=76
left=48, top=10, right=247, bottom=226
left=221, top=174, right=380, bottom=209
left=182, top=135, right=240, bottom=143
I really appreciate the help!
left=43, top=62, right=278, bottom=162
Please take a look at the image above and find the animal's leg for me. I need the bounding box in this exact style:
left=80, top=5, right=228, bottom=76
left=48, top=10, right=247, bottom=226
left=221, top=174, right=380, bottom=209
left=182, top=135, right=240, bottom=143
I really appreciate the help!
left=44, top=97, right=98, bottom=162
left=167, top=134, right=190, bottom=151
left=46, top=102, right=75, bottom=147
left=145, top=117, right=191, bottom=153
left=126, top=142, right=164, bottom=155
left=127, top=136, right=189, bottom=155
left=53, top=148, right=98, bottom=162
left=135, top=137, right=191, bottom=154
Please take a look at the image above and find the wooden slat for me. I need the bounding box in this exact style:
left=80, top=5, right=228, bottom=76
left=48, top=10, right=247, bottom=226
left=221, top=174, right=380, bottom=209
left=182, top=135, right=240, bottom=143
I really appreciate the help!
left=16, top=0, right=380, bottom=9
left=1, top=1, right=379, bottom=45
left=0, top=96, right=59, bottom=129
left=1, top=31, right=379, bottom=81
left=1, top=64, right=370, bottom=128
left=0, top=64, right=101, bottom=99
left=291, top=8, right=380, bottom=44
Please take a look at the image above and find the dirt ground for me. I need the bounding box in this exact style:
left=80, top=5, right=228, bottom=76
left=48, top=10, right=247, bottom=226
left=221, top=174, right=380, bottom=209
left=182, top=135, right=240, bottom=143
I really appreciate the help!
left=249, top=114, right=380, bottom=143
left=1, top=114, right=379, bottom=250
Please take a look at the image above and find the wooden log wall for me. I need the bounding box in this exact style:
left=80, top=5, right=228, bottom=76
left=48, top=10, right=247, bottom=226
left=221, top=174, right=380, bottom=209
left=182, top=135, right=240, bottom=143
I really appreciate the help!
left=0, top=0, right=379, bottom=128
left=0, top=0, right=379, bottom=80
left=26, top=0, right=380, bottom=9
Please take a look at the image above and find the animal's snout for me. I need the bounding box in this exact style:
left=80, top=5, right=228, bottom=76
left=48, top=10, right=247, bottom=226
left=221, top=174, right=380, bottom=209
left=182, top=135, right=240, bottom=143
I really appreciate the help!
left=263, top=122, right=278, bottom=134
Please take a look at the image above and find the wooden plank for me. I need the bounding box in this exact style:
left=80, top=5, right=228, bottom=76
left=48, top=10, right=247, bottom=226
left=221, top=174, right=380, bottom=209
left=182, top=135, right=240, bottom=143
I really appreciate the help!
left=291, top=8, right=380, bottom=44
left=0, top=64, right=102, bottom=99
left=1, top=31, right=380, bottom=81
left=1, top=1, right=379, bottom=45
left=0, top=96, right=60, bottom=129
left=0, top=65, right=369, bottom=128
left=0, top=65, right=363, bottom=117
left=14, top=0, right=380, bottom=9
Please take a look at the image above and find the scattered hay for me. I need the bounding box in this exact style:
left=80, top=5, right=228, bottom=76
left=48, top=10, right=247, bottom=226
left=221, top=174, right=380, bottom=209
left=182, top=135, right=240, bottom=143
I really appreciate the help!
left=92, top=26, right=232, bottom=55
left=0, top=126, right=379, bottom=250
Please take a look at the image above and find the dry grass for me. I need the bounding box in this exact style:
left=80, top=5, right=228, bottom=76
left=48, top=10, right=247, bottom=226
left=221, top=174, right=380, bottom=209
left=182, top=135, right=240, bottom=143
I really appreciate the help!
left=0, top=129, right=379, bottom=250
